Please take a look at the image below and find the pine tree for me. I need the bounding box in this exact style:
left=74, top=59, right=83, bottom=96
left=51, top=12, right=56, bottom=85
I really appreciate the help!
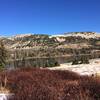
left=0, top=40, right=7, bottom=70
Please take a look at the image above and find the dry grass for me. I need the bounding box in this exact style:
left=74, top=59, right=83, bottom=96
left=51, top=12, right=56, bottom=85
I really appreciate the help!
left=0, top=87, right=10, bottom=94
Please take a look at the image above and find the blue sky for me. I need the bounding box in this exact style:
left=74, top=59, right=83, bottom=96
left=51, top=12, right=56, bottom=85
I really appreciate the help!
left=0, top=0, right=100, bottom=36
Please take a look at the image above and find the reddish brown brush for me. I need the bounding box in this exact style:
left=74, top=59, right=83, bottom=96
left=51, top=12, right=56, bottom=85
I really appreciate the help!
left=0, top=67, right=100, bottom=100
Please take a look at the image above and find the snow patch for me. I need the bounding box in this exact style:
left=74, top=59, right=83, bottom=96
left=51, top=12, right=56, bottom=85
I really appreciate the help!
left=48, top=59, right=100, bottom=76
left=0, top=93, right=14, bottom=100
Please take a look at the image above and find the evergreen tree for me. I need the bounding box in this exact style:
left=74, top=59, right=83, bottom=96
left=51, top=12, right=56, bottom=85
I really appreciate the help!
left=0, top=40, right=7, bottom=70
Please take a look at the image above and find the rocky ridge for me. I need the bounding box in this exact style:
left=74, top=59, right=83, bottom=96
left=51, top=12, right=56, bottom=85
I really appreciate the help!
left=0, top=32, right=100, bottom=49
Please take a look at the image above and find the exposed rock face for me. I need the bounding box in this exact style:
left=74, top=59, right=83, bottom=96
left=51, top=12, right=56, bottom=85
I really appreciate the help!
left=14, top=33, right=32, bottom=39
left=60, top=32, right=100, bottom=39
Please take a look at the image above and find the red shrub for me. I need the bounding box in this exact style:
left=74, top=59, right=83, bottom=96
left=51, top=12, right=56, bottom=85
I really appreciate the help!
left=0, top=67, right=99, bottom=100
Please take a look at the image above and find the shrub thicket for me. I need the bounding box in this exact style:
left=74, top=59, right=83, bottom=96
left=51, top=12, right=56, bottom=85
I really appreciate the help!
left=72, top=54, right=89, bottom=65
left=0, top=68, right=100, bottom=100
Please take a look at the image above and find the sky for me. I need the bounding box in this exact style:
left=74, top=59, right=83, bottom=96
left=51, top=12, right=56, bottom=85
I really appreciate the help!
left=0, top=0, right=100, bottom=36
